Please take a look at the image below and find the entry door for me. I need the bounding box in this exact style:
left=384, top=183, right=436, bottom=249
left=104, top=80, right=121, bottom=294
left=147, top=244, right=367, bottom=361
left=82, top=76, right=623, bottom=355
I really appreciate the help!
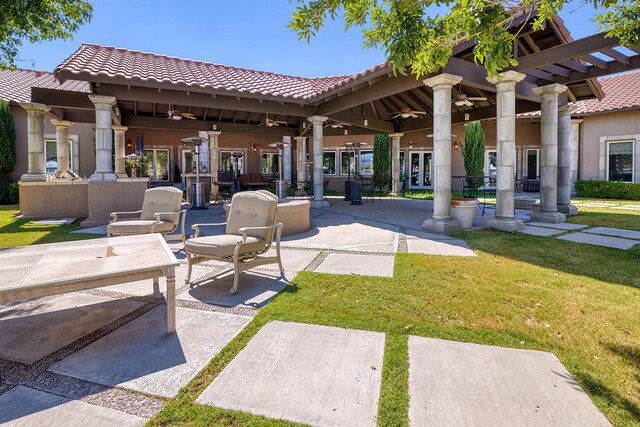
left=409, top=151, right=433, bottom=189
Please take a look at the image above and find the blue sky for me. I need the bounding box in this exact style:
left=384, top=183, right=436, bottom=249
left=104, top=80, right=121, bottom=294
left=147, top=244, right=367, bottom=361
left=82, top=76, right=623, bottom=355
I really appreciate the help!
left=15, top=0, right=606, bottom=76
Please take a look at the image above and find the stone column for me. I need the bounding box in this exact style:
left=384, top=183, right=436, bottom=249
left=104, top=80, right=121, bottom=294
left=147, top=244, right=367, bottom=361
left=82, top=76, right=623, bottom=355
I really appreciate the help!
left=530, top=83, right=567, bottom=223
left=389, top=133, right=404, bottom=196
left=19, top=103, right=51, bottom=182
left=282, top=136, right=292, bottom=182
left=51, top=120, right=73, bottom=179
left=294, top=136, right=307, bottom=183
left=422, top=74, right=462, bottom=234
left=208, top=130, right=221, bottom=198
left=308, top=115, right=329, bottom=207
left=570, top=119, right=582, bottom=195
left=557, top=105, right=578, bottom=215
left=88, top=95, right=117, bottom=182
left=112, top=125, right=128, bottom=178
left=486, top=71, right=526, bottom=232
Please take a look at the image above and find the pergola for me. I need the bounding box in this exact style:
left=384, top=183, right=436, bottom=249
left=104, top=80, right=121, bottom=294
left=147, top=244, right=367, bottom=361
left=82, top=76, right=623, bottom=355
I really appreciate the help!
left=22, top=14, right=640, bottom=233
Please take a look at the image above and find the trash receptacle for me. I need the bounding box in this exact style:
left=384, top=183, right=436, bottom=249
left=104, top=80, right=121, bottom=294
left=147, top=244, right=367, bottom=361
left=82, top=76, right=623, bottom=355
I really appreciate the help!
left=190, top=182, right=207, bottom=210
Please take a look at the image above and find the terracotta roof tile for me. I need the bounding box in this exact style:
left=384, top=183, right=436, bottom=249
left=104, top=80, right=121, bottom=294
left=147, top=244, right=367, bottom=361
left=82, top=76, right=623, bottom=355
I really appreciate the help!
left=573, top=70, right=640, bottom=115
left=55, top=44, right=352, bottom=101
left=0, top=68, right=90, bottom=103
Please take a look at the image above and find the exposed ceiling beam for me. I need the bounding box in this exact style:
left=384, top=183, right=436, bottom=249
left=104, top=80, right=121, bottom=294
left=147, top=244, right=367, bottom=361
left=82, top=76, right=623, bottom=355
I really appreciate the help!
left=601, top=48, right=630, bottom=65
left=330, top=110, right=395, bottom=133
left=580, top=54, right=608, bottom=69
left=31, top=87, right=94, bottom=109
left=556, top=54, right=640, bottom=84
left=122, top=114, right=298, bottom=136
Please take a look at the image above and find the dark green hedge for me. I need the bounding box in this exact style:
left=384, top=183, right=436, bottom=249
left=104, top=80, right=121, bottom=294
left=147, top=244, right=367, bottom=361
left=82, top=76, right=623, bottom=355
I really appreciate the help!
left=574, top=180, right=640, bottom=201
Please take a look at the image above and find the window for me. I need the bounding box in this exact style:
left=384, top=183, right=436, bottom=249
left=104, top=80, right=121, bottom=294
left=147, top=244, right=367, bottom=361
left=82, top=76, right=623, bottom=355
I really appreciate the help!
left=409, top=151, right=432, bottom=188
left=44, top=139, right=73, bottom=173
left=399, top=151, right=406, bottom=175
left=607, top=141, right=634, bottom=182
left=220, top=151, right=245, bottom=175
left=359, top=150, right=373, bottom=175
left=526, top=149, right=540, bottom=180
left=340, top=151, right=356, bottom=175
left=322, top=151, right=336, bottom=175
left=261, top=152, right=280, bottom=175
left=142, top=149, right=170, bottom=181
left=485, top=150, right=497, bottom=187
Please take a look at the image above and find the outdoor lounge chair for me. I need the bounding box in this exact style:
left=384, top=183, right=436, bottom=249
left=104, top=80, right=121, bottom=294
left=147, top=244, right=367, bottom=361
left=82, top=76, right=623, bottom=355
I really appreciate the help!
left=184, top=191, right=283, bottom=294
left=107, top=186, right=187, bottom=245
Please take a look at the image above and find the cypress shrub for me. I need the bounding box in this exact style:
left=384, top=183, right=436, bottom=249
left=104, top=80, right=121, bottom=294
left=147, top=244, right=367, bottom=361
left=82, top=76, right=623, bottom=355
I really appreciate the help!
left=0, top=100, right=16, bottom=204
left=373, top=134, right=390, bottom=188
left=460, top=121, right=485, bottom=191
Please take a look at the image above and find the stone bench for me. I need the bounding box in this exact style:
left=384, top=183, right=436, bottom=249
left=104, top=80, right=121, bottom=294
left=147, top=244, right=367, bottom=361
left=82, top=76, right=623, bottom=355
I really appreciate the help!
left=224, top=198, right=310, bottom=237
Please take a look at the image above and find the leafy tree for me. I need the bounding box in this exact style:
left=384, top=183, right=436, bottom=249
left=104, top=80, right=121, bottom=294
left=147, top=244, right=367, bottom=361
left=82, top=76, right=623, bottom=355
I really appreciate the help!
left=0, top=0, right=93, bottom=69
left=460, top=121, right=485, bottom=191
left=0, top=99, right=16, bottom=203
left=289, top=0, right=640, bottom=77
left=373, top=133, right=390, bottom=188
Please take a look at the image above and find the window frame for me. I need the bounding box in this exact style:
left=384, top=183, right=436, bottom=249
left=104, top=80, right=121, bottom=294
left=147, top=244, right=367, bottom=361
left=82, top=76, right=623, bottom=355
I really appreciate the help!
left=606, top=140, right=635, bottom=183
left=44, top=137, right=74, bottom=173
left=261, top=150, right=280, bottom=176
left=142, top=148, right=171, bottom=182
left=322, top=150, right=337, bottom=176
left=219, top=149, right=247, bottom=175
left=525, top=148, right=540, bottom=180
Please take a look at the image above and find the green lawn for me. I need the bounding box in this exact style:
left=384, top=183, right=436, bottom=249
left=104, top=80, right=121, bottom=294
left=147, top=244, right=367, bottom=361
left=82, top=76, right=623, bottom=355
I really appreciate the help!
left=568, top=205, right=640, bottom=231
left=0, top=205, right=102, bottom=248
left=150, top=230, right=640, bottom=427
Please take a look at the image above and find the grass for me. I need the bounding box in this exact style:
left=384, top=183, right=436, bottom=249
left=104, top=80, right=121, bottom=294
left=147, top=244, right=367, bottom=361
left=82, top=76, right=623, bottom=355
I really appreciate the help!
left=568, top=204, right=640, bottom=231
left=0, top=205, right=102, bottom=248
left=150, top=230, right=640, bottom=427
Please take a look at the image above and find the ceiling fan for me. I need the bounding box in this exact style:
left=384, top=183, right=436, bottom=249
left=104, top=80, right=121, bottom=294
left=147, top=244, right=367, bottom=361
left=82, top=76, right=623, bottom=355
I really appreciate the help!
left=324, top=120, right=350, bottom=129
left=163, top=104, right=197, bottom=121
left=390, top=107, right=427, bottom=119
left=259, top=114, right=288, bottom=127
left=452, top=85, right=487, bottom=107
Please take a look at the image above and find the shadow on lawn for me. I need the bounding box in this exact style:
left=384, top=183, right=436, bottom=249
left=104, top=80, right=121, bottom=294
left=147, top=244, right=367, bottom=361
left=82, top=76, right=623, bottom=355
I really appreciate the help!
left=575, top=369, right=640, bottom=423
left=462, top=230, right=640, bottom=290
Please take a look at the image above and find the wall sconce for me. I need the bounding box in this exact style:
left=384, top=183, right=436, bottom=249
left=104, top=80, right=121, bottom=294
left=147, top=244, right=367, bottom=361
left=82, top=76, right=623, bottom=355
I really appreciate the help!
left=212, top=124, right=217, bottom=131
left=409, top=141, right=413, bottom=149
left=344, top=129, right=348, bottom=135
left=453, top=141, right=460, bottom=150
left=126, top=139, right=132, bottom=149
left=363, top=119, right=368, bottom=127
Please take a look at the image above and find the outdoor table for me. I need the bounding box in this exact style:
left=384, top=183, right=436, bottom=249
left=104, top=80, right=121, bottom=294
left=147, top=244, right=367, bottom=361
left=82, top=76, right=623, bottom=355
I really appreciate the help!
left=0, top=234, right=179, bottom=333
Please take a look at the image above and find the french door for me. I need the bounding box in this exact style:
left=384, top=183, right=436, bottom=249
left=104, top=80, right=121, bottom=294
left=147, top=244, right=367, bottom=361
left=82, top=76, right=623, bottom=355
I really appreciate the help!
left=409, top=151, right=433, bottom=189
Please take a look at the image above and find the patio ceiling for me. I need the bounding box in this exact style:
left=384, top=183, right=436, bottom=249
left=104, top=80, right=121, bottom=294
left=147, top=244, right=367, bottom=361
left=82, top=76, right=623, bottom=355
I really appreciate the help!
left=37, top=13, right=640, bottom=136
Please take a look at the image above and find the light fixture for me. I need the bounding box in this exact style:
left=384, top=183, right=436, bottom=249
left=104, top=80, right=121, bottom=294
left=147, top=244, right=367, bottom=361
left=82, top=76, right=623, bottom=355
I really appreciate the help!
left=363, top=119, right=368, bottom=127
left=331, top=123, right=340, bottom=128
left=212, top=124, right=217, bottom=131
left=126, top=139, right=132, bottom=149
left=409, top=141, right=413, bottom=149
left=453, top=141, right=460, bottom=150
left=401, top=113, right=411, bottom=119
left=344, top=129, right=348, bottom=135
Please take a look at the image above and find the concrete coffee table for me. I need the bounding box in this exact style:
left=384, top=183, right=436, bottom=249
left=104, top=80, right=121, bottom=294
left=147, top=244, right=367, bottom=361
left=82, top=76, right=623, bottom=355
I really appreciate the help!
left=0, top=234, right=179, bottom=333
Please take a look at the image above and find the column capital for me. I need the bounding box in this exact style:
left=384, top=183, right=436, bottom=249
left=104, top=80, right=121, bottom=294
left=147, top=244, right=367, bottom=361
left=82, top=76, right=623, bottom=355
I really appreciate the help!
left=88, top=94, right=116, bottom=107
left=558, top=104, right=578, bottom=115
left=532, top=83, right=568, bottom=96
left=207, top=130, right=222, bottom=138
left=389, top=133, right=404, bottom=139
left=307, top=115, right=328, bottom=124
left=112, top=125, right=128, bottom=133
left=19, top=102, right=50, bottom=113
left=571, top=118, right=584, bottom=125
left=50, top=119, right=73, bottom=128
left=423, top=73, right=462, bottom=89
left=486, top=70, right=526, bottom=85
left=293, top=136, right=307, bottom=143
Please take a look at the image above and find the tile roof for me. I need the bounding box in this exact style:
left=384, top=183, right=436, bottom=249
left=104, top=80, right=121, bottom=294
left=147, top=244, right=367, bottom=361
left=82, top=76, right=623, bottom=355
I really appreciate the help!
left=0, top=68, right=90, bottom=103
left=55, top=44, right=353, bottom=101
left=573, top=70, right=640, bottom=115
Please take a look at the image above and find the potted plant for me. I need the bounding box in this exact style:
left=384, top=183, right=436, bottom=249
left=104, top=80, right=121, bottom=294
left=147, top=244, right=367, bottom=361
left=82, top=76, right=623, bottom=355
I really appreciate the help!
left=451, top=121, right=484, bottom=229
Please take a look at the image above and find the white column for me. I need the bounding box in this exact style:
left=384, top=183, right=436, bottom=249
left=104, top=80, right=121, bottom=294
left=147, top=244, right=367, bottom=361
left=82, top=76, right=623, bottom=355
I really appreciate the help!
left=50, top=119, right=73, bottom=179
left=88, top=95, right=117, bottom=182
left=389, top=133, right=403, bottom=196
left=294, top=136, right=307, bottom=183
left=531, top=83, right=567, bottom=223
left=208, top=130, right=221, bottom=197
left=308, top=115, right=329, bottom=207
left=112, top=125, right=128, bottom=178
left=422, top=73, right=462, bottom=234
left=282, top=136, right=292, bottom=182
left=570, top=119, right=582, bottom=195
left=19, top=102, right=51, bottom=182
left=557, top=105, right=578, bottom=215
left=486, top=71, right=526, bottom=232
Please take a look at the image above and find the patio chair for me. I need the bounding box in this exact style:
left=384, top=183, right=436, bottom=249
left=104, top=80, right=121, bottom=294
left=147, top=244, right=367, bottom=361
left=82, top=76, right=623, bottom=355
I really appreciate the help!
left=107, top=186, right=187, bottom=245
left=184, top=191, right=283, bottom=294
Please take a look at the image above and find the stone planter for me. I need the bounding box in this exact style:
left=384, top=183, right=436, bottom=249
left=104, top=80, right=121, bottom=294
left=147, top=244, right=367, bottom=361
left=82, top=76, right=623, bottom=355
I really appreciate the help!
left=451, top=197, right=479, bottom=229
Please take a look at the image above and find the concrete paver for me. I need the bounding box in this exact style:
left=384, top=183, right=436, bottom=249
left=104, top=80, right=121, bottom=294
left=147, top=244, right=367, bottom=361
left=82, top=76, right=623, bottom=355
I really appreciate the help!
left=582, top=226, right=640, bottom=240
left=408, top=336, right=611, bottom=427
left=32, top=218, right=76, bottom=225
left=557, top=232, right=640, bottom=250
left=197, top=321, right=385, bottom=427
left=50, top=306, right=251, bottom=397
left=520, top=225, right=566, bottom=237
left=314, top=253, right=395, bottom=277
left=0, top=386, right=146, bottom=427
left=0, top=293, right=143, bottom=364
left=527, top=221, right=588, bottom=230
left=406, top=237, right=476, bottom=256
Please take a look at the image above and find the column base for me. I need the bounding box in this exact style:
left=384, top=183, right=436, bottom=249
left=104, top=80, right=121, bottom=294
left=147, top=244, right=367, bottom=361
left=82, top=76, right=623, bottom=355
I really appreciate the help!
left=116, top=173, right=129, bottom=179
left=422, top=218, right=462, bottom=235
left=310, top=199, right=330, bottom=208
left=486, top=217, right=525, bottom=232
left=530, top=210, right=566, bottom=223
left=557, top=203, right=578, bottom=215
left=89, top=172, right=118, bottom=183
left=20, top=173, right=52, bottom=182
left=54, top=170, right=73, bottom=179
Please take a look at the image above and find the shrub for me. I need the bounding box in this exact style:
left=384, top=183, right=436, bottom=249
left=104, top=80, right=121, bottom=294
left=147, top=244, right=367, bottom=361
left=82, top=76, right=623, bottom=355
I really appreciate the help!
left=460, top=121, right=485, bottom=190
left=373, top=134, right=390, bottom=188
left=574, top=180, right=640, bottom=201
left=8, top=182, right=18, bottom=204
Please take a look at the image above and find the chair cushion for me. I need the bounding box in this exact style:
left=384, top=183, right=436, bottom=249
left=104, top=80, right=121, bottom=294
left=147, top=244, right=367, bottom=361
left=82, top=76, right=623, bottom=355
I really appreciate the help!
left=140, top=187, right=183, bottom=222
left=107, top=220, right=174, bottom=235
left=185, top=234, right=267, bottom=258
left=226, top=191, right=277, bottom=241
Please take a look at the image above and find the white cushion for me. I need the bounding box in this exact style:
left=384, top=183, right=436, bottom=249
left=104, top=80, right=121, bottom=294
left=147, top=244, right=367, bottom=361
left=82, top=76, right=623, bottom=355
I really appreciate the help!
left=185, top=234, right=267, bottom=258
left=107, top=219, right=174, bottom=235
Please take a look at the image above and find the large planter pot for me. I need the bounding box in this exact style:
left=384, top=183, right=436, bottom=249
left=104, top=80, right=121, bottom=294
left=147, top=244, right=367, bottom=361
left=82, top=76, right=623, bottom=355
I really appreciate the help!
left=451, top=197, right=479, bottom=229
